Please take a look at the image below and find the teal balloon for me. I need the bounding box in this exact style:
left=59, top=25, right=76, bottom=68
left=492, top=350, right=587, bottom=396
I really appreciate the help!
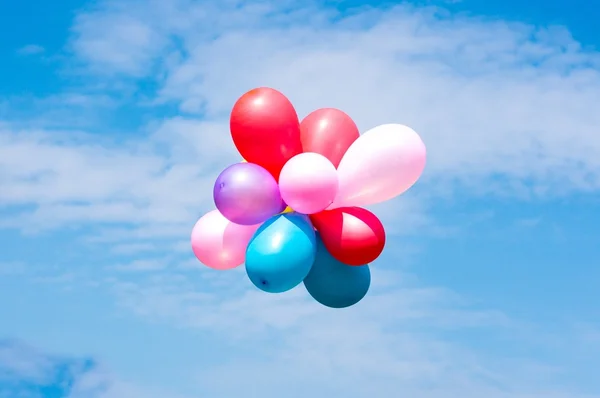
left=245, top=213, right=317, bottom=293
left=303, top=235, right=371, bottom=308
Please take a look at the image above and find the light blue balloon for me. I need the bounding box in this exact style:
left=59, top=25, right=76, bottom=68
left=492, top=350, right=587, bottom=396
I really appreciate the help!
left=303, top=235, right=371, bottom=308
left=245, top=212, right=317, bottom=293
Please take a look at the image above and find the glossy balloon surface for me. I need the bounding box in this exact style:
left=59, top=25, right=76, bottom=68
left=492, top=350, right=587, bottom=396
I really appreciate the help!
left=310, top=207, right=385, bottom=266
left=191, top=210, right=260, bottom=270
left=279, top=153, right=338, bottom=214
left=329, top=124, right=426, bottom=208
left=300, top=108, right=360, bottom=168
left=245, top=213, right=317, bottom=293
left=230, top=87, right=302, bottom=180
left=304, top=235, right=371, bottom=308
left=213, top=162, right=282, bottom=225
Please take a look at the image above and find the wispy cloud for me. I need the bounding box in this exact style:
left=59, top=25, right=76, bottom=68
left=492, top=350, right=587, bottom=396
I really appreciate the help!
left=66, top=1, right=600, bottom=194
left=71, top=261, right=596, bottom=398
left=1, top=1, right=598, bottom=235
left=16, top=44, right=45, bottom=56
left=0, top=340, right=193, bottom=398
left=0, top=262, right=24, bottom=276
left=0, top=339, right=94, bottom=396
left=110, top=258, right=170, bottom=272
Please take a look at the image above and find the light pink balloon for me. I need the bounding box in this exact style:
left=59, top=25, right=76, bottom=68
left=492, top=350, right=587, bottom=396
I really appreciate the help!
left=328, top=124, right=426, bottom=209
left=278, top=152, right=338, bottom=214
left=191, top=209, right=260, bottom=270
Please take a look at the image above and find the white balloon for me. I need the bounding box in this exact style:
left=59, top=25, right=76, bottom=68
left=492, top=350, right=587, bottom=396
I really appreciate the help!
left=328, top=124, right=426, bottom=209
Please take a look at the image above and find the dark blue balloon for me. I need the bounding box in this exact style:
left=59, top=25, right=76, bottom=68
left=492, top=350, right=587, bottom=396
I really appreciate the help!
left=245, top=213, right=316, bottom=293
left=303, top=235, right=371, bottom=308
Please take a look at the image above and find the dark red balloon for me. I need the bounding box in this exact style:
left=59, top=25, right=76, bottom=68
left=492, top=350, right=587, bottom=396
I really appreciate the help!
left=230, top=87, right=302, bottom=180
left=310, top=207, right=386, bottom=266
left=300, top=108, right=360, bottom=168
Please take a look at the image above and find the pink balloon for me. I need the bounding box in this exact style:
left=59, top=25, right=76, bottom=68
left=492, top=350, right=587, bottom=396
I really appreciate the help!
left=328, top=124, right=426, bottom=209
left=278, top=152, right=338, bottom=214
left=191, top=210, right=260, bottom=270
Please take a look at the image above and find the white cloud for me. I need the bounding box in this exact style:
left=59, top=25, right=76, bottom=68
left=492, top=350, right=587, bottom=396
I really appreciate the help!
left=2, top=0, right=598, bottom=233
left=96, top=261, right=597, bottom=398
left=69, top=1, right=600, bottom=194
left=0, top=340, right=56, bottom=382
left=0, top=121, right=231, bottom=233
left=1, top=1, right=598, bottom=240
left=70, top=11, right=166, bottom=77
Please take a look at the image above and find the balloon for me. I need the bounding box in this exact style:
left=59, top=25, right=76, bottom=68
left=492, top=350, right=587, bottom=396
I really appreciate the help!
left=213, top=162, right=282, bottom=225
left=300, top=108, right=360, bottom=168
left=191, top=210, right=260, bottom=270
left=328, top=124, right=426, bottom=209
left=281, top=206, right=293, bottom=214
left=276, top=198, right=288, bottom=213
left=310, top=207, right=385, bottom=266
left=230, top=87, right=302, bottom=180
left=278, top=153, right=338, bottom=215
left=245, top=213, right=316, bottom=293
left=303, top=235, right=371, bottom=308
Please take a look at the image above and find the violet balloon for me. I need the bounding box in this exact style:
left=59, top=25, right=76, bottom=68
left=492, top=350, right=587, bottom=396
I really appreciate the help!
left=214, top=162, right=283, bottom=225
left=277, top=198, right=288, bottom=213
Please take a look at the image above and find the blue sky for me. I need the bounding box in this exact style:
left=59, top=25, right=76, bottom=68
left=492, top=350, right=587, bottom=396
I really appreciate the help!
left=1, top=0, right=599, bottom=397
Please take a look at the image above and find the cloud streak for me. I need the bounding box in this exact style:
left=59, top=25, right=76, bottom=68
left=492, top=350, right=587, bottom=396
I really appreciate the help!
left=16, top=45, right=45, bottom=56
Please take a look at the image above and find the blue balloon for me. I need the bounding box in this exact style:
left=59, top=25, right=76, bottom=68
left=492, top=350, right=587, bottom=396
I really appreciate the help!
left=303, top=235, right=371, bottom=308
left=245, top=213, right=316, bottom=293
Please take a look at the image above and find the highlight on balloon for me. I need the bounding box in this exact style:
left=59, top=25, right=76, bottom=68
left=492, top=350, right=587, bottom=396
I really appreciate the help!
left=190, top=87, right=427, bottom=309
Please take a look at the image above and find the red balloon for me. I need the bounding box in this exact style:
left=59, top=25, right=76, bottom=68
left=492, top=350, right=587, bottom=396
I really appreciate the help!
left=310, top=207, right=386, bottom=266
left=230, top=87, right=302, bottom=180
left=300, top=108, right=360, bottom=168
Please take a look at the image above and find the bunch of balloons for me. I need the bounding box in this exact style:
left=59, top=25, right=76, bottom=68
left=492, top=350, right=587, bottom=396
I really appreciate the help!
left=191, top=87, right=426, bottom=308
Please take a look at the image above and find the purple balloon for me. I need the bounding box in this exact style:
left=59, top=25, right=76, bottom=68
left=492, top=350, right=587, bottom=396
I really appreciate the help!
left=213, top=163, right=282, bottom=225
left=277, top=199, right=288, bottom=213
